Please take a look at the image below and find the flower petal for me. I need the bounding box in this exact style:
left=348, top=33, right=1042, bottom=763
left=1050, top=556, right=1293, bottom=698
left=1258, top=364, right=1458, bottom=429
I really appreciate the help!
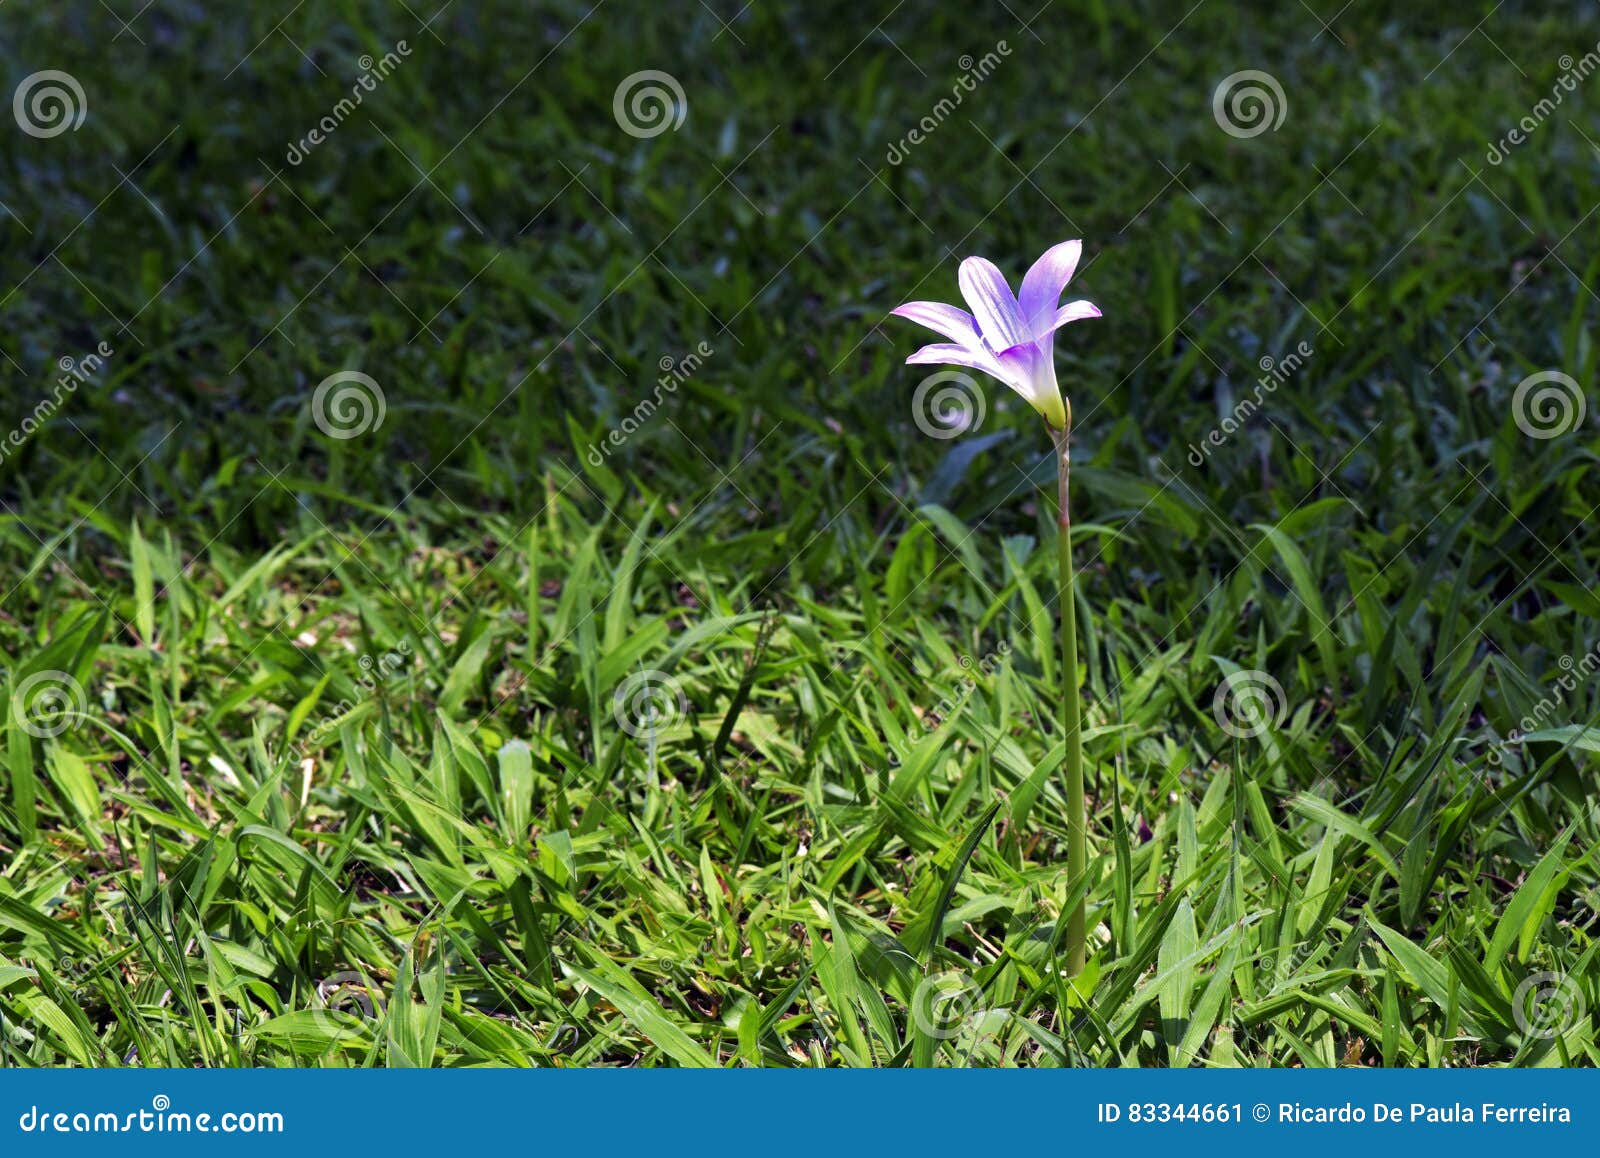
left=958, top=257, right=1030, bottom=350
left=995, top=339, right=1067, bottom=429
left=1035, top=299, right=1102, bottom=336
left=905, top=342, right=1006, bottom=379
left=889, top=301, right=982, bottom=345
left=1017, top=240, right=1083, bottom=334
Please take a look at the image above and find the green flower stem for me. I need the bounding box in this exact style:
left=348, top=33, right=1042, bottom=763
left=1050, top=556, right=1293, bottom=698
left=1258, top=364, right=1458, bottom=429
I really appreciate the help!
left=1052, top=424, right=1087, bottom=978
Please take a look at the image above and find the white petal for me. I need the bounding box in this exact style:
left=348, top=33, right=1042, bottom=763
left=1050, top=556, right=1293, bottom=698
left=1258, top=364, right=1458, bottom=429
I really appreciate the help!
left=890, top=301, right=983, bottom=345
left=1018, top=240, right=1083, bottom=333
left=957, top=257, right=1030, bottom=350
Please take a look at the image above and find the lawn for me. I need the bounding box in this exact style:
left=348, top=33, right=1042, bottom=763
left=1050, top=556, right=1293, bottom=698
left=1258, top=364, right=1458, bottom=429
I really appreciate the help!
left=1, top=0, right=1598, bottom=1067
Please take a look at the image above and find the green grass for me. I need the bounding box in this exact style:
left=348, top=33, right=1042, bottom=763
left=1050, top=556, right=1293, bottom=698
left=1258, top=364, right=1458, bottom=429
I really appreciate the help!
left=1, top=0, right=1599, bottom=1066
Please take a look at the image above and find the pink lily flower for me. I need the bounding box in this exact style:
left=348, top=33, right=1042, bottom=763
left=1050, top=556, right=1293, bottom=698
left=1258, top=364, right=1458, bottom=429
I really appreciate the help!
left=891, top=240, right=1101, bottom=430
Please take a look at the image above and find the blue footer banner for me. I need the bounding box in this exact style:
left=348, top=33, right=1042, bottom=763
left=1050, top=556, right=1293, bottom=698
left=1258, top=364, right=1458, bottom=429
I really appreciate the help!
left=1, top=1070, right=1594, bottom=1154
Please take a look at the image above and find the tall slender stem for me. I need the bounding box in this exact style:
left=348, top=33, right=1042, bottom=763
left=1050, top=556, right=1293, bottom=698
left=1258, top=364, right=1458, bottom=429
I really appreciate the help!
left=1052, top=424, right=1087, bottom=978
